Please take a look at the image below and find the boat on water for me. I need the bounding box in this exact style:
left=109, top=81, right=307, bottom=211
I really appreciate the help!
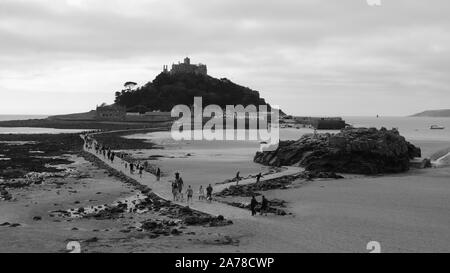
left=430, top=125, right=445, bottom=130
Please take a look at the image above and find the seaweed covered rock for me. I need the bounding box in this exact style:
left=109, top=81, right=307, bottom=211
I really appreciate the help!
left=254, top=127, right=421, bottom=175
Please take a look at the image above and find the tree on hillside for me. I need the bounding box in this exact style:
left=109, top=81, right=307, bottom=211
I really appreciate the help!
left=124, top=81, right=137, bottom=91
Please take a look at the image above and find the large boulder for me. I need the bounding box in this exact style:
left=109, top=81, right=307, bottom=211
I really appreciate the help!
left=254, top=128, right=421, bottom=175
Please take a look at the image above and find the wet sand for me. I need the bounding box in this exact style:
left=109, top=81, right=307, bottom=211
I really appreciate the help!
left=117, top=131, right=450, bottom=252
left=0, top=155, right=136, bottom=252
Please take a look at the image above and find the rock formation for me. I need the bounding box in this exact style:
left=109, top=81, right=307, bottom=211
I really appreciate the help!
left=254, top=127, right=421, bottom=175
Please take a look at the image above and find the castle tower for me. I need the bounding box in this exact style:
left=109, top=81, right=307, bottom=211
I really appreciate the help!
left=167, top=57, right=207, bottom=76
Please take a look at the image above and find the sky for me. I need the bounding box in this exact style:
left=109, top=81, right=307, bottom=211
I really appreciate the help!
left=0, top=0, right=449, bottom=116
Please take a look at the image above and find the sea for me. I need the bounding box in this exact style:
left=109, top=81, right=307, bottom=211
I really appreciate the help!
left=0, top=115, right=48, bottom=121
left=1, top=114, right=449, bottom=141
left=344, top=116, right=450, bottom=142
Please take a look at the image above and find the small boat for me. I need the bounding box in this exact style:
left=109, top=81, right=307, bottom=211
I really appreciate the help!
left=430, top=125, right=445, bottom=130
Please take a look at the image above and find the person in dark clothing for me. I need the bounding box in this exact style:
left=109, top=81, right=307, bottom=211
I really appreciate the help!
left=156, top=168, right=161, bottom=181
left=260, top=195, right=269, bottom=216
left=172, top=181, right=178, bottom=201
left=186, top=185, right=193, bottom=205
left=111, top=152, right=115, bottom=163
left=250, top=196, right=258, bottom=216
left=130, top=163, right=134, bottom=174
left=256, top=172, right=263, bottom=183
left=206, top=184, right=213, bottom=203
left=139, top=166, right=144, bottom=178
left=235, top=171, right=241, bottom=185
left=175, top=173, right=184, bottom=200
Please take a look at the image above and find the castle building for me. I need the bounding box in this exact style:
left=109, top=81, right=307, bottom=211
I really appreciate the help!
left=163, top=57, right=207, bottom=75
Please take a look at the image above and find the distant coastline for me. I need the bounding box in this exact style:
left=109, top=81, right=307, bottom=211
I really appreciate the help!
left=0, top=115, right=48, bottom=121
left=411, top=109, right=450, bottom=117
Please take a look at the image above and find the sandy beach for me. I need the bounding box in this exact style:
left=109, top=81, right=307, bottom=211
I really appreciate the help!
left=116, top=128, right=450, bottom=252
left=0, top=151, right=245, bottom=253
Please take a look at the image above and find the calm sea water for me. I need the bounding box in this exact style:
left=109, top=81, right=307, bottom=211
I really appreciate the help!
left=344, top=116, right=450, bottom=142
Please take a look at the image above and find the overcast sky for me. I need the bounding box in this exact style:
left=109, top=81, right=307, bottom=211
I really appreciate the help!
left=0, top=0, right=449, bottom=116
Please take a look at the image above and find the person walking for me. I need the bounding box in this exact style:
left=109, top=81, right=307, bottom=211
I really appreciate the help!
left=235, top=171, right=241, bottom=185
left=250, top=195, right=258, bottom=216
left=198, top=185, right=205, bottom=201
left=186, top=185, right=193, bottom=205
left=260, top=195, right=268, bottom=216
left=206, top=184, right=213, bottom=203
left=139, top=166, right=144, bottom=178
left=175, top=173, right=184, bottom=201
left=256, top=172, right=263, bottom=183
left=156, top=168, right=161, bottom=181
left=172, top=181, right=178, bottom=201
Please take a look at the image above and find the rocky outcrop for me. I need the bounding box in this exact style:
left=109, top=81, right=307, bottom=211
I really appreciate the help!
left=222, top=199, right=289, bottom=216
left=0, top=187, right=12, bottom=201
left=254, top=128, right=421, bottom=175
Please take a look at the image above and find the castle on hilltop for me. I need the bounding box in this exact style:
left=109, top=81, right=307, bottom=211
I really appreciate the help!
left=163, top=57, right=207, bottom=76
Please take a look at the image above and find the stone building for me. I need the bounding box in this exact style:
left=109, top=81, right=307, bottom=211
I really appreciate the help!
left=163, top=57, right=207, bottom=75
left=96, top=104, right=126, bottom=120
left=293, top=116, right=346, bottom=130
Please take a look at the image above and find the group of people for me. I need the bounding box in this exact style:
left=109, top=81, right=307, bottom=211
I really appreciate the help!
left=250, top=195, right=269, bottom=216
left=171, top=172, right=214, bottom=206
left=83, top=134, right=272, bottom=216
left=93, top=142, right=118, bottom=165
left=125, top=160, right=144, bottom=177
left=125, top=159, right=161, bottom=180
left=198, top=184, right=214, bottom=202
left=83, top=133, right=161, bottom=180
left=235, top=171, right=264, bottom=185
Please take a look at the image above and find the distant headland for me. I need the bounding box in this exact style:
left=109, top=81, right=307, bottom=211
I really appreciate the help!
left=411, top=109, right=450, bottom=117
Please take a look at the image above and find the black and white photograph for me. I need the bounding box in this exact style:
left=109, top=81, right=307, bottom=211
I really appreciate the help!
left=0, top=0, right=449, bottom=258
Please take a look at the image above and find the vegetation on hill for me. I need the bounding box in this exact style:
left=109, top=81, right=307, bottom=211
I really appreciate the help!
left=411, top=109, right=450, bottom=117
left=114, top=72, right=270, bottom=112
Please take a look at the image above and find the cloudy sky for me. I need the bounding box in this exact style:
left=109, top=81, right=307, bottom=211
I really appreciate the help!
left=0, top=0, right=449, bottom=116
